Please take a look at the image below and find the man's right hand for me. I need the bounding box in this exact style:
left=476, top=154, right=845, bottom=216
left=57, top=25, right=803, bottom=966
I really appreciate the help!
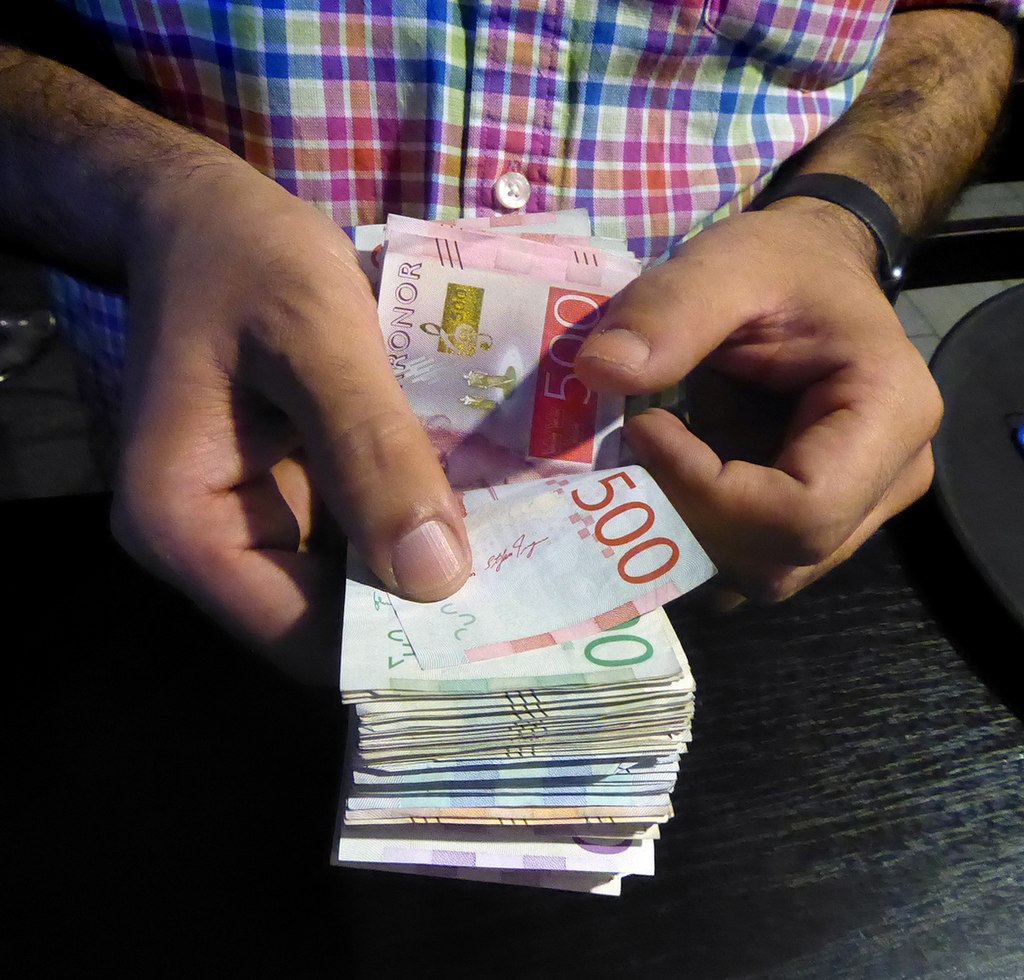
left=111, top=158, right=470, bottom=683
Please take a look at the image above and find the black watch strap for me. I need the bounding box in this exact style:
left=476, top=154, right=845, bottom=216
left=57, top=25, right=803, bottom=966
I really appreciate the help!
left=749, top=173, right=908, bottom=300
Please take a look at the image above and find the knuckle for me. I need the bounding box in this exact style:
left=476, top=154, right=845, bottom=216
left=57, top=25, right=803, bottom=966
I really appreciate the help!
left=917, top=448, right=936, bottom=491
left=249, top=282, right=334, bottom=351
left=901, top=446, right=936, bottom=505
left=893, top=349, right=944, bottom=438
left=243, top=267, right=374, bottom=359
left=896, top=362, right=944, bottom=433
left=758, top=575, right=801, bottom=605
left=338, top=408, right=428, bottom=472
left=909, top=454, right=933, bottom=501
left=921, top=381, right=944, bottom=436
left=327, top=409, right=440, bottom=513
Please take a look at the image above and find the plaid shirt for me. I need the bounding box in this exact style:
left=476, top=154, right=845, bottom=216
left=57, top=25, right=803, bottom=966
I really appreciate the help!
left=50, top=0, right=1022, bottom=423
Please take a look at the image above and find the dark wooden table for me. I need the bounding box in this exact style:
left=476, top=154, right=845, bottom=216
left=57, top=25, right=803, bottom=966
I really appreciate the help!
left=5, top=492, right=1023, bottom=979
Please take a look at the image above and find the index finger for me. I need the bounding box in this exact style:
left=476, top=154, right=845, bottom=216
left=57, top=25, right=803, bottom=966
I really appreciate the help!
left=625, top=353, right=936, bottom=574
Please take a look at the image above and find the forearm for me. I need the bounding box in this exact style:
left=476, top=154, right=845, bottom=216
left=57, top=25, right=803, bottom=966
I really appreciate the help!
left=793, top=8, right=1016, bottom=236
left=0, top=44, right=234, bottom=286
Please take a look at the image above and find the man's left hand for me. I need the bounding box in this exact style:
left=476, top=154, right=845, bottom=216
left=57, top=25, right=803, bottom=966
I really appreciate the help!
left=575, top=198, right=942, bottom=603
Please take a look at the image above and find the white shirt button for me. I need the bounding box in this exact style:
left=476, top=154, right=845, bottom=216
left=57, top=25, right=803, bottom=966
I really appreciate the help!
left=493, top=171, right=531, bottom=210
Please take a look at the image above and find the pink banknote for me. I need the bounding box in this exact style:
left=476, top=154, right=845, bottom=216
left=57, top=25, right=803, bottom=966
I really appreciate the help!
left=378, top=215, right=641, bottom=488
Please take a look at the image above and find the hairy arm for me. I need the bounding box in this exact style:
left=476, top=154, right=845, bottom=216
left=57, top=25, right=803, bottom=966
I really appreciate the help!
left=0, top=44, right=223, bottom=283
left=796, top=7, right=1016, bottom=236
left=577, top=8, right=1017, bottom=603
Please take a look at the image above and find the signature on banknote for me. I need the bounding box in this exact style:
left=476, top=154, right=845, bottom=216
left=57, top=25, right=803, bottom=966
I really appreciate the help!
left=485, top=533, right=550, bottom=573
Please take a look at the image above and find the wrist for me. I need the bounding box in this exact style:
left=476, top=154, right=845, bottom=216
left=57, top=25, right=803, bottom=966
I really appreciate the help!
left=0, top=48, right=245, bottom=287
left=751, top=173, right=909, bottom=299
left=763, top=195, right=879, bottom=278
left=129, top=136, right=251, bottom=270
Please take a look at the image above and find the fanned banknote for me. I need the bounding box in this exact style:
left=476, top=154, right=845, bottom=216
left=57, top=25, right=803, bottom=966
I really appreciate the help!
left=383, top=466, right=713, bottom=669
left=334, top=859, right=625, bottom=896
left=340, top=547, right=690, bottom=696
left=379, top=214, right=640, bottom=485
left=354, top=208, right=596, bottom=290
left=334, top=823, right=655, bottom=876
left=336, top=211, right=703, bottom=895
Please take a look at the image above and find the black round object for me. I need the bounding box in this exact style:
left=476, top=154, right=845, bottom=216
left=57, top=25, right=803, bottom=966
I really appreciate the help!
left=930, top=281, right=1024, bottom=629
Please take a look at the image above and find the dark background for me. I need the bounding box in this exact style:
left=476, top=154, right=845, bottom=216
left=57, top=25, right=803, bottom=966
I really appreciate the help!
left=4, top=492, right=1024, bottom=979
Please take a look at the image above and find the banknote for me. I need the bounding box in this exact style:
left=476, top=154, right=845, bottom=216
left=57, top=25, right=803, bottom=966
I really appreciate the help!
left=355, top=734, right=690, bottom=768
left=349, top=757, right=669, bottom=784
left=355, top=722, right=692, bottom=757
left=358, top=739, right=689, bottom=771
left=349, top=760, right=679, bottom=789
left=351, top=677, right=696, bottom=718
left=346, top=749, right=683, bottom=785
left=338, top=818, right=662, bottom=841
left=355, top=690, right=693, bottom=725
left=334, top=860, right=624, bottom=896
left=380, top=466, right=714, bottom=669
left=340, top=549, right=691, bottom=697
left=447, top=209, right=593, bottom=234
left=335, top=824, right=655, bottom=876
left=354, top=208, right=595, bottom=293
left=335, top=212, right=701, bottom=897
left=351, top=747, right=683, bottom=776
left=354, top=696, right=694, bottom=738
left=354, top=705, right=693, bottom=741
left=344, top=767, right=677, bottom=808
left=342, top=802, right=673, bottom=825
left=379, top=215, right=640, bottom=487
left=354, top=718, right=693, bottom=757
left=346, top=784, right=674, bottom=807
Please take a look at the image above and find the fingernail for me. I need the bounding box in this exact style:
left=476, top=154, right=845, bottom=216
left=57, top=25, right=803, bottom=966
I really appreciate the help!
left=580, top=328, right=650, bottom=374
left=391, top=520, right=466, bottom=598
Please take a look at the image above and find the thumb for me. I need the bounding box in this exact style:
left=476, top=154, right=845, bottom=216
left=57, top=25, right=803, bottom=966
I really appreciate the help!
left=575, top=222, right=779, bottom=394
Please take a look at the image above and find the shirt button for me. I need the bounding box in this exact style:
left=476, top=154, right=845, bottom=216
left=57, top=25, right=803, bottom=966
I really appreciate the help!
left=493, top=171, right=531, bottom=210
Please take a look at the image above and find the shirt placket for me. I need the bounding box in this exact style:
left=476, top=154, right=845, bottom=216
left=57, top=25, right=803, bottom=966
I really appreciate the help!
left=461, top=0, right=566, bottom=215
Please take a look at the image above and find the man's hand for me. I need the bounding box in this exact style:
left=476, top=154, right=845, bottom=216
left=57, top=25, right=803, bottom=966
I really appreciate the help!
left=111, top=160, right=470, bottom=682
left=574, top=4, right=1013, bottom=605
left=0, top=47, right=472, bottom=681
left=576, top=200, right=942, bottom=603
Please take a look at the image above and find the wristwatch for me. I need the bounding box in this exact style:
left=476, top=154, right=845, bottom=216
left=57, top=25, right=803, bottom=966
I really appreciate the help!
left=748, top=172, right=909, bottom=301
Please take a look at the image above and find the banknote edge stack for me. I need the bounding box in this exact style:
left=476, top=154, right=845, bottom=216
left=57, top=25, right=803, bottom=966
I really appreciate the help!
left=334, top=210, right=704, bottom=896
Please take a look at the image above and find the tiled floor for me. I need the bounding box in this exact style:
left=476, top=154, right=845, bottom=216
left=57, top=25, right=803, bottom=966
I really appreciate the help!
left=1, top=183, right=1022, bottom=501
left=897, top=279, right=1024, bottom=363
left=896, top=180, right=1024, bottom=362
left=944, top=180, right=1024, bottom=223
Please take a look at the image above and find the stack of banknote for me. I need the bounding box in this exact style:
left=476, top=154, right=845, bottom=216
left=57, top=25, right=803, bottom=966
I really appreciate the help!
left=334, top=212, right=714, bottom=895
